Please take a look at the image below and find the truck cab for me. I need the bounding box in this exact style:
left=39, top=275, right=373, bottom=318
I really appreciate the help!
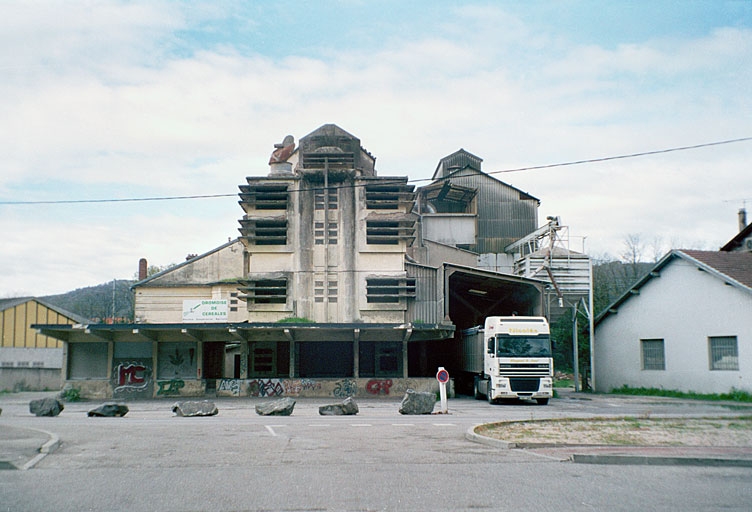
left=479, top=316, right=553, bottom=405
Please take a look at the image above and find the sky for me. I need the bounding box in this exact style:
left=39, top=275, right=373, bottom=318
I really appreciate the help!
left=1, top=0, right=751, bottom=297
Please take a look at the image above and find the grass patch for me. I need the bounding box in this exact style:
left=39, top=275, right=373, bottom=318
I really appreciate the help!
left=476, top=416, right=752, bottom=446
left=276, top=317, right=313, bottom=323
left=554, top=379, right=574, bottom=388
left=610, top=385, right=752, bottom=403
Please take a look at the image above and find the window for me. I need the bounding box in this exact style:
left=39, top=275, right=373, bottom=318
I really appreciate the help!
left=366, top=278, right=416, bottom=303
left=254, top=220, right=287, bottom=245
left=314, top=221, right=338, bottom=245
left=366, top=219, right=415, bottom=245
left=314, top=188, right=338, bottom=210
left=245, top=279, right=287, bottom=304
left=157, top=342, right=197, bottom=379
left=68, top=342, right=109, bottom=379
left=709, top=336, right=739, bottom=371
left=314, top=277, right=337, bottom=303
left=239, top=219, right=288, bottom=245
left=366, top=220, right=401, bottom=245
left=641, top=339, right=665, bottom=370
left=238, top=184, right=289, bottom=210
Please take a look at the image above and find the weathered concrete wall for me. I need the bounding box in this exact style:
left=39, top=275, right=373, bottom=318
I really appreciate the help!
left=61, top=377, right=453, bottom=400
left=63, top=380, right=111, bottom=400
left=216, top=377, right=454, bottom=399
left=0, top=368, right=62, bottom=392
left=63, top=378, right=206, bottom=400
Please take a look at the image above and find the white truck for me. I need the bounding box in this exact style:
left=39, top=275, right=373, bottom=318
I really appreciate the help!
left=461, top=316, right=553, bottom=405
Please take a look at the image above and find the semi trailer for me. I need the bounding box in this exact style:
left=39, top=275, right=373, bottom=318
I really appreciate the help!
left=461, top=316, right=553, bottom=405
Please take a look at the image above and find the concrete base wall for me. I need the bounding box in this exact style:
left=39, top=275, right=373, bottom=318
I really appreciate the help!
left=0, top=368, right=62, bottom=392
left=217, top=377, right=454, bottom=399
left=64, top=377, right=453, bottom=400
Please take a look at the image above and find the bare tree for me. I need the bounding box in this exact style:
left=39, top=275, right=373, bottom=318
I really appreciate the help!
left=620, top=233, right=644, bottom=264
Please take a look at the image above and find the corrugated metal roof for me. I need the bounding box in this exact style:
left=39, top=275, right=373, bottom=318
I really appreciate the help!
left=0, top=296, right=87, bottom=324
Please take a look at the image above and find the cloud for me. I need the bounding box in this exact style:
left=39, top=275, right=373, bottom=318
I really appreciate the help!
left=1, top=2, right=750, bottom=295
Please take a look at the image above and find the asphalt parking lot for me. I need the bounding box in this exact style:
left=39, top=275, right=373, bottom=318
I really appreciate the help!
left=3, top=389, right=752, bottom=470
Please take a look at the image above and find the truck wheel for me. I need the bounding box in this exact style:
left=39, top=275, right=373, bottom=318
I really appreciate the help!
left=536, top=398, right=549, bottom=405
left=473, top=376, right=482, bottom=400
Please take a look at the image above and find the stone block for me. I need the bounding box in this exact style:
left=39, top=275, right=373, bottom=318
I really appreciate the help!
left=172, top=400, right=218, bottom=417
left=398, top=389, right=436, bottom=415
left=255, top=397, right=296, bottom=416
left=319, top=397, right=359, bottom=416
left=29, top=397, right=64, bottom=417
left=88, top=403, right=130, bottom=417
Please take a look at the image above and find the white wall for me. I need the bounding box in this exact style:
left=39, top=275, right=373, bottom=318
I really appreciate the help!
left=595, top=257, right=752, bottom=394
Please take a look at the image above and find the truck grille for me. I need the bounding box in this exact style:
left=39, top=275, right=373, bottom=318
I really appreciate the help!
left=499, top=363, right=550, bottom=377
left=510, top=378, right=541, bottom=392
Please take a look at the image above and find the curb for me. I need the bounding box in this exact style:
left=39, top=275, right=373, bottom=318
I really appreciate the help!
left=19, top=428, right=60, bottom=471
left=571, top=453, right=752, bottom=467
left=465, top=425, right=516, bottom=449
left=466, top=425, right=752, bottom=467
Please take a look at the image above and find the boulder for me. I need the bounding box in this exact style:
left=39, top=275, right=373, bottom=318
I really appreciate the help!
left=172, top=401, right=218, bottom=417
left=255, top=397, right=296, bottom=416
left=319, top=397, right=359, bottom=416
left=88, top=403, right=129, bottom=417
left=398, top=389, right=436, bottom=415
left=29, top=397, right=64, bottom=417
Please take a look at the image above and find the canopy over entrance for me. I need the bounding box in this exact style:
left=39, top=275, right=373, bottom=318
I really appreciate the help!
left=443, top=263, right=545, bottom=331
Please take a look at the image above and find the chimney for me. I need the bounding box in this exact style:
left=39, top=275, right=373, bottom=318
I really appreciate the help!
left=740, top=208, right=748, bottom=232
left=138, top=258, right=148, bottom=281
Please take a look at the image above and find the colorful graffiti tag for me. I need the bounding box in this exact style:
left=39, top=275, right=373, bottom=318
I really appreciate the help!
left=114, top=361, right=151, bottom=393
left=246, top=378, right=324, bottom=397
left=283, top=379, right=322, bottom=396
left=248, top=379, right=285, bottom=397
left=156, top=379, right=185, bottom=396
left=333, top=378, right=358, bottom=398
left=365, top=379, right=393, bottom=395
left=218, top=378, right=241, bottom=396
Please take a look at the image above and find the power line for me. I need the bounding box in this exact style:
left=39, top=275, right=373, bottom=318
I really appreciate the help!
left=2, top=136, right=750, bottom=205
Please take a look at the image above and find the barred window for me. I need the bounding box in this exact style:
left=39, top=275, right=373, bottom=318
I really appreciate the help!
left=641, top=339, right=665, bottom=371
left=709, top=336, right=739, bottom=371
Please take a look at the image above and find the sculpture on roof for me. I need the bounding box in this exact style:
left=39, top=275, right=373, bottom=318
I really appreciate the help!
left=269, top=135, right=295, bottom=164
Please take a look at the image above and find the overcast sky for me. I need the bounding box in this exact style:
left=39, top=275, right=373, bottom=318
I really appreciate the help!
left=1, top=1, right=751, bottom=297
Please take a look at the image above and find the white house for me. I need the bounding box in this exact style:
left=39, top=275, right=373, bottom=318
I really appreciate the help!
left=594, top=249, right=752, bottom=394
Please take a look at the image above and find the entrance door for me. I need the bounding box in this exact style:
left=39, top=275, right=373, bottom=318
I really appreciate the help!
left=203, top=342, right=224, bottom=389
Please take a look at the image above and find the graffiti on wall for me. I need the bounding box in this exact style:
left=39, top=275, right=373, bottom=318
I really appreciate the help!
left=218, top=378, right=241, bottom=396
left=248, top=379, right=285, bottom=397
left=365, top=379, right=393, bottom=395
left=333, top=378, right=358, bottom=398
left=113, top=361, right=151, bottom=394
left=246, top=378, right=324, bottom=397
left=283, top=379, right=321, bottom=396
left=156, top=379, right=185, bottom=396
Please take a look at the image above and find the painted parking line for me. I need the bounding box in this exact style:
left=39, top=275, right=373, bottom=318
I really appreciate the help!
left=350, top=423, right=373, bottom=427
left=265, top=425, right=278, bottom=436
left=432, top=423, right=456, bottom=427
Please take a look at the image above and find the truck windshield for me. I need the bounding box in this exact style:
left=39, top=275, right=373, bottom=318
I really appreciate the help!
left=495, top=336, right=551, bottom=357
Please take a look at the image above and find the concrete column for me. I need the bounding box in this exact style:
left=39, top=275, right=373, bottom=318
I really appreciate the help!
left=353, top=329, right=360, bottom=378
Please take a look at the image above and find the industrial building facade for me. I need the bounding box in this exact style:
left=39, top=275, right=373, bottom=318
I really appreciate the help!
left=36, top=124, right=588, bottom=399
